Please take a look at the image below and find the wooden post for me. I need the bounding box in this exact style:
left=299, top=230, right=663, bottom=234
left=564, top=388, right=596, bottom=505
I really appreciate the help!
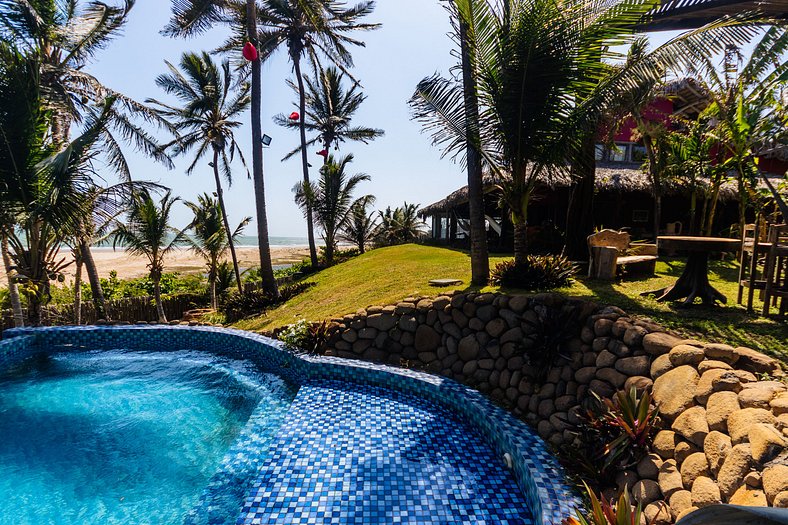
left=591, top=246, right=618, bottom=280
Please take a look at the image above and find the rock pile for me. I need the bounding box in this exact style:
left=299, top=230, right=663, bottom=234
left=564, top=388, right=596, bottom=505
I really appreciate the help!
left=322, top=291, right=787, bottom=523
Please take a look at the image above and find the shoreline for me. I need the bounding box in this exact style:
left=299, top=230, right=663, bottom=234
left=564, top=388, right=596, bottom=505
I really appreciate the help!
left=0, top=246, right=311, bottom=287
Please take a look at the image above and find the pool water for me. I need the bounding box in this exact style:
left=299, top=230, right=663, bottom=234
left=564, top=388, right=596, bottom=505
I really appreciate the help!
left=0, top=350, right=294, bottom=525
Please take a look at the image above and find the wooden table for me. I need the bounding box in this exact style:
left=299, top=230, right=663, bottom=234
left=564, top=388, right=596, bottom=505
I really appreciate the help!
left=643, top=236, right=741, bottom=306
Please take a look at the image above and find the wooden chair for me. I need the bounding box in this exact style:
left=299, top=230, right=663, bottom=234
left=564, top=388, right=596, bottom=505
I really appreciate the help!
left=587, top=230, right=658, bottom=281
left=763, top=224, right=788, bottom=318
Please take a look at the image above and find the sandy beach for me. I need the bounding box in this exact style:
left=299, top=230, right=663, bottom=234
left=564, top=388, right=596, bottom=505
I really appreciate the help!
left=0, top=246, right=311, bottom=287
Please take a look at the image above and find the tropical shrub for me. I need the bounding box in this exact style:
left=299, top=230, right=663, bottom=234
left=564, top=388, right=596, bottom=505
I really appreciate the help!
left=491, top=256, right=576, bottom=290
left=223, top=282, right=315, bottom=323
left=563, top=484, right=651, bottom=525
left=277, top=319, right=332, bottom=354
left=563, top=388, right=661, bottom=485
left=524, top=305, right=584, bottom=382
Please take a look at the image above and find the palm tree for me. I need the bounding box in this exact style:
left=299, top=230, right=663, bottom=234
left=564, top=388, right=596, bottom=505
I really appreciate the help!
left=274, top=65, right=383, bottom=161
left=293, top=154, right=371, bottom=264
left=411, top=0, right=768, bottom=264
left=186, top=194, right=251, bottom=309
left=256, top=0, right=380, bottom=268
left=112, top=190, right=188, bottom=323
left=165, top=0, right=282, bottom=299
left=339, top=194, right=377, bottom=253
left=375, top=203, right=426, bottom=247
left=1, top=225, right=24, bottom=327
left=148, top=51, right=251, bottom=293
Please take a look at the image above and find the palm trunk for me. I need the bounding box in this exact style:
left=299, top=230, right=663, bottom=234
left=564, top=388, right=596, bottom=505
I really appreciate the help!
left=1, top=235, right=24, bottom=327
left=212, top=149, right=243, bottom=293
left=705, top=181, right=722, bottom=236
left=325, top=232, right=335, bottom=265
left=73, top=248, right=83, bottom=325
left=153, top=276, right=166, bottom=323
left=654, top=193, right=662, bottom=240
left=210, top=277, right=218, bottom=310
left=294, top=55, right=319, bottom=268
left=737, top=166, right=747, bottom=237
left=81, top=240, right=109, bottom=320
left=458, top=11, right=489, bottom=286
left=689, top=189, right=697, bottom=236
left=564, top=133, right=596, bottom=260
left=513, top=221, right=528, bottom=266
left=247, top=0, right=279, bottom=299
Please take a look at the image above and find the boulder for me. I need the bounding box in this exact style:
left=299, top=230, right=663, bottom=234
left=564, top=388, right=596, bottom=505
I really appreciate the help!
left=643, top=332, right=683, bottom=356
left=774, top=491, right=788, bottom=508
left=654, top=430, right=680, bottom=460
left=574, top=367, right=597, bottom=384
left=735, top=347, right=783, bottom=375
left=668, top=490, right=693, bottom=519
left=729, top=484, right=768, bottom=506
left=705, top=391, right=740, bottom=433
left=703, top=343, right=739, bottom=364
left=653, top=366, right=700, bottom=420
left=681, top=452, right=710, bottom=488
left=367, top=313, right=397, bottom=331
left=748, top=423, right=786, bottom=464
left=594, top=318, right=614, bottom=336
left=644, top=501, right=672, bottom=525
left=675, top=441, right=702, bottom=464
left=738, top=381, right=786, bottom=409
left=589, top=379, right=615, bottom=398
left=637, top=453, right=664, bottom=480
left=698, top=360, right=733, bottom=374
left=508, top=295, right=529, bottom=313
left=669, top=344, right=706, bottom=367
left=672, top=407, right=709, bottom=447
left=615, top=355, right=651, bottom=376
left=727, top=408, right=776, bottom=443
left=658, top=459, right=684, bottom=498
left=745, top=471, right=761, bottom=488
left=772, top=393, right=788, bottom=416
left=414, top=325, right=441, bottom=352
left=595, top=350, right=617, bottom=368
left=623, top=325, right=648, bottom=347
left=717, top=444, right=753, bottom=498
left=485, top=318, right=507, bottom=338
left=650, top=354, right=673, bottom=379
left=615, top=469, right=640, bottom=492
left=625, top=376, right=654, bottom=395
left=695, top=369, right=741, bottom=405
left=458, top=335, right=480, bottom=362
left=676, top=507, right=699, bottom=522
left=632, top=479, right=662, bottom=505
left=703, top=431, right=732, bottom=476
left=691, top=476, right=721, bottom=508
left=762, top=465, right=788, bottom=503
left=596, top=367, right=627, bottom=388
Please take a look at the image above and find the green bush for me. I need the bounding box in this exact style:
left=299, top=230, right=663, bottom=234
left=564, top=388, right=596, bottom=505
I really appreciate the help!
left=277, top=319, right=331, bottom=354
left=563, top=484, right=646, bottom=525
left=491, top=255, right=576, bottom=290
left=223, top=282, right=315, bottom=323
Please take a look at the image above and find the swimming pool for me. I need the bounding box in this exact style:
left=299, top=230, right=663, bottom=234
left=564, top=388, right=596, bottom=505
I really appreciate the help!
left=0, top=327, right=577, bottom=525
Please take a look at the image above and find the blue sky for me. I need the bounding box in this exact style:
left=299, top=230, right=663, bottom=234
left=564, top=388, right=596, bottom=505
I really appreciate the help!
left=87, top=1, right=682, bottom=237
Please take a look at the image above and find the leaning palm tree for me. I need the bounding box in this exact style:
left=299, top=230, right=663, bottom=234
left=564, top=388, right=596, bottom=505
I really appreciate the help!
left=256, top=0, right=380, bottom=268
left=165, top=0, right=279, bottom=299
left=374, top=203, right=426, bottom=247
left=186, top=194, right=251, bottom=309
left=112, top=190, right=188, bottom=323
left=274, top=65, right=383, bottom=161
left=293, top=154, right=371, bottom=265
left=339, top=195, right=377, bottom=253
left=411, top=0, right=769, bottom=264
left=148, top=51, right=251, bottom=293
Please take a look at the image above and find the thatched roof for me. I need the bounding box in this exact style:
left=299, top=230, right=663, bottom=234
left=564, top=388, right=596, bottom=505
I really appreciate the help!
left=419, top=164, right=786, bottom=217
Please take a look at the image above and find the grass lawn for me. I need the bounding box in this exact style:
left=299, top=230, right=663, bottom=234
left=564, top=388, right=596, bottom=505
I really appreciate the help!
left=234, top=244, right=787, bottom=361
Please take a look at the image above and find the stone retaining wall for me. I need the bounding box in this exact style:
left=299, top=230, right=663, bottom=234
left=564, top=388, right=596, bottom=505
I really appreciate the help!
left=322, top=291, right=788, bottom=524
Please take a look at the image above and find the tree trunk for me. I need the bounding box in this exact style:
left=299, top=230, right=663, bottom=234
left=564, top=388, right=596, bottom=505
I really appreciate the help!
left=153, top=276, right=167, bottom=323
left=705, top=181, right=722, bottom=236
left=1, top=235, right=24, bottom=327
left=737, top=166, right=747, bottom=238
left=73, top=248, right=83, bottom=325
left=81, top=240, right=109, bottom=320
left=689, top=190, right=697, bottom=236
left=212, top=149, right=243, bottom=293
left=247, top=0, right=279, bottom=299
left=654, top=192, right=662, bottom=240
left=458, top=9, right=489, bottom=286
left=210, top=277, right=217, bottom=310
left=513, top=221, right=528, bottom=266
left=294, top=55, right=319, bottom=268
left=564, top=133, right=596, bottom=260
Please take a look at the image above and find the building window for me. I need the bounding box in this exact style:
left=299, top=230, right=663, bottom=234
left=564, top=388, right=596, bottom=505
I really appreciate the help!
left=631, top=145, right=647, bottom=163
left=595, top=144, right=605, bottom=161
left=610, top=143, right=629, bottom=162
left=632, top=210, right=649, bottom=223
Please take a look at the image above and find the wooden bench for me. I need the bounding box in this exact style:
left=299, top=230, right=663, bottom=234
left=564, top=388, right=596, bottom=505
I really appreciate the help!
left=588, top=230, right=658, bottom=280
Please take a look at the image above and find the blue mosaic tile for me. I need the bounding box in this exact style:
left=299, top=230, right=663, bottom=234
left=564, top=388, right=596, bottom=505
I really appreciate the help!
left=0, top=335, right=38, bottom=370
left=2, top=326, right=580, bottom=525
left=239, top=380, right=533, bottom=525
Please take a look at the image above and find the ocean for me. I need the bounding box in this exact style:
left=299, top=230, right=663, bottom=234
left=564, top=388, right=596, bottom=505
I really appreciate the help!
left=92, top=236, right=310, bottom=250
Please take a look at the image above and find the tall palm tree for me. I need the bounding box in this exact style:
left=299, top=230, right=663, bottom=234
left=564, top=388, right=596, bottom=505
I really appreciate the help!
left=148, top=51, right=251, bottom=293
left=411, top=0, right=768, bottom=264
left=164, top=0, right=279, bottom=299
left=375, top=203, right=426, bottom=247
left=293, top=153, right=371, bottom=264
left=112, top=190, right=188, bottom=323
left=274, top=65, right=383, bottom=161
left=1, top=226, right=24, bottom=327
left=257, top=0, right=380, bottom=268
left=339, top=194, right=377, bottom=253
left=186, top=194, right=251, bottom=309
left=1, top=0, right=173, bottom=317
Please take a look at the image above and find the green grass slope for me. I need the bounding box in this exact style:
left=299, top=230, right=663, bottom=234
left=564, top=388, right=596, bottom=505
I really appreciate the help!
left=234, top=244, right=787, bottom=360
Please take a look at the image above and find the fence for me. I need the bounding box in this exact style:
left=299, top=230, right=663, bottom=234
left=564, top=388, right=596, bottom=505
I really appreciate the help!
left=1, top=294, right=206, bottom=332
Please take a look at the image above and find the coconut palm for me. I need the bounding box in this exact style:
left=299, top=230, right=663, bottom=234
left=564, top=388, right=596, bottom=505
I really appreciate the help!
left=274, top=65, right=383, bottom=161
left=164, top=0, right=279, bottom=299
left=374, top=203, right=426, bottom=247
left=1, top=225, right=24, bottom=327
left=293, top=154, right=371, bottom=264
left=339, top=194, right=377, bottom=253
left=148, top=51, right=251, bottom=293
left=411, top=0, right=768, bottom=264
left=111, top=190, right=188, bottom=323
left=186, top=194, right=251, bottom=309
left=256, top=0, right=380, bottom=268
